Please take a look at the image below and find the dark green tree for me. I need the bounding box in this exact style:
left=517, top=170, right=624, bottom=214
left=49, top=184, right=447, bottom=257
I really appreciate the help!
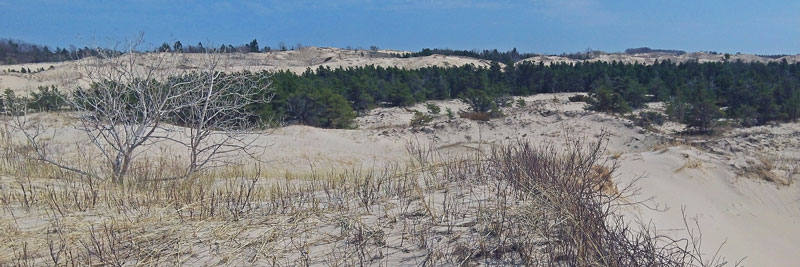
left=157, top=42, right=171, bottom=52
left=173, top=41, right=183, bottom=52
left=248, top=39, right=259, bottom=53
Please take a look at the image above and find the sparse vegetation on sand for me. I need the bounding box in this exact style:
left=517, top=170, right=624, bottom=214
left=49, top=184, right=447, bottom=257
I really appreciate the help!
left=10, top=39, right=800, bottom=266
left=0, top=122, right=734, bottom=265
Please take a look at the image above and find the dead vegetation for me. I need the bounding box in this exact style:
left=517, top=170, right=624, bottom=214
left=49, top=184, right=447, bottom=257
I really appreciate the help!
left=0, top=123, right=736, bottom=266
left=740, top=156, right=792, bottom=186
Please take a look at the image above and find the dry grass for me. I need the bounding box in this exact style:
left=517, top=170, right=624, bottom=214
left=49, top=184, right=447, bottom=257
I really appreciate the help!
left=745, top=156, right=791, bottom=186
left=459, top=112, right=491, bottom=122
left=675, top=156, right=704, bottom=173
left=0, top=124, right=736, bottom=266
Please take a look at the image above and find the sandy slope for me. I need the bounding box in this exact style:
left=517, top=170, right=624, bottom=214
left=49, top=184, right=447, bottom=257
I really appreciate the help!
left=2, top=45, right=798, bottom=264
left=517, top=52, right=800, bottom=66
left=7, top=47, right=798, bottom=94
left=10, top=93, right=798, bottom=265
left=617, top=148, right=800, bottom=266
left=234, top=97, right=799, bottom=266
left=0, top=47, right=496, bottom=94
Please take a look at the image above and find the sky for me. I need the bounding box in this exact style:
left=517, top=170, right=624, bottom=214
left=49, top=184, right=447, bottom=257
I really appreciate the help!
left=1, top=0, right=799, bottom=54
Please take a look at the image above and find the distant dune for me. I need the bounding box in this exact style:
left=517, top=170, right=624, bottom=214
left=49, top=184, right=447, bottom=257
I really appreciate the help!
left=517, top=51, right=800, bottom=66
left=0, top=47, right=496, bottom=94
left=5, top=47, right=799, bottom=94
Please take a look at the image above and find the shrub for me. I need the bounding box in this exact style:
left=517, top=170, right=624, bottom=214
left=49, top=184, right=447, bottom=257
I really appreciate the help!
left=516, top=98, right=526, bottom=107
left=568, top=94, right=589, bottom=102
left=635, top=111, right=665, bottom=127
left=29, top=86, right=68, bottom=112
left=588, top=88, right=631, bottom=114
left=496, top=96, right=514, bottom=107
left=425, top=103, right=440, bottom=114
left=489, top=105, right=504, bottom=118
left=459, top=88, right=496, bottom=113
left=410, top=110, right=433, bottom=127
left=445, top=107, right=454, bottom=120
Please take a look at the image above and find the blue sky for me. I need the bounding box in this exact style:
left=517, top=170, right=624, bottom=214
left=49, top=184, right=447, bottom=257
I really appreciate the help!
left=1, top=0, right=799, bottom=54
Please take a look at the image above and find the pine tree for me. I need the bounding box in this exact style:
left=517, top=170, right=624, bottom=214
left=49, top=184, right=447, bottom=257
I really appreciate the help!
left=158, top=42, right=171, bottom=52
left=248, top=39, right=259, bottom=53
left=684, top=82, right=723, bottom=133
left=173, top=41, right=183, bottom=52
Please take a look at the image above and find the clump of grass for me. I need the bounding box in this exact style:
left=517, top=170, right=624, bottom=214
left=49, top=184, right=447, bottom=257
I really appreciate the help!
left=0, top=125, right=737, bottom=266
left=745, top=156, right=791, bottom=186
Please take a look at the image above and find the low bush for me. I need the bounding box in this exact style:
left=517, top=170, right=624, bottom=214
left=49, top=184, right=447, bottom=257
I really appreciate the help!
left=635, top=111, right=666, bottom=127
left=425, top=103, right=440, bottom=114
left=410, top=110, right=433, bottom=126
left=445, top=107, right=454, bottom=120
left=568, top=94, right=589, bottom=102
left=516, top=98, right=527, bottom=107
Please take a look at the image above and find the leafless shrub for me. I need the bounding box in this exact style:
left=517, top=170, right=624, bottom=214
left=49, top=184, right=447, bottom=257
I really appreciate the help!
left=478, top=134, right=734, bottom=266
left=5, top=36, right=272, bottom=183
left=166, top=53, right=272, bottom=177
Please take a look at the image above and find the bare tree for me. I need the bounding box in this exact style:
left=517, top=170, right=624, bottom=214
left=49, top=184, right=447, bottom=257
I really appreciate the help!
left=67, top=38, right=199, bottom=182
left=168, top=52, right=272, bottom=176
left=8, top=36, right=273, bottom=183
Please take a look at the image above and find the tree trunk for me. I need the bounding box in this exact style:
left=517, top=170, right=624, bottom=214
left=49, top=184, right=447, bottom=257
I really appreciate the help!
left=112, top=152, right=131, bottom=183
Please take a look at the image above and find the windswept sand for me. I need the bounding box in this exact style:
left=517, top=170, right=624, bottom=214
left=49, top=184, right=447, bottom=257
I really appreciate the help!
left=8, top=93, right=799, bottom=265
left=0, top=47, right=497, bottom=94
left=517, top=52, right=800, bottom=66
left=3, top=46, right=799, bottom=264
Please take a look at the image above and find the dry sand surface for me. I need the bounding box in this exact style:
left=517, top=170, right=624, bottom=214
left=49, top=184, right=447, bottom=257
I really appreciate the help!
left=8, top=48, right=798, bottom=95
left=0, top=47, right=496, bottom=94
left=3, top=93, right=799, bottom=265
left=517, top=52, right=800, bottom=66
left=2, top=48, right=800, bottom=264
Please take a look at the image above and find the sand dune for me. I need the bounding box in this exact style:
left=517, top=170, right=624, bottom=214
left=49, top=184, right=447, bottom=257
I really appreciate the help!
left=2, top=47, right=799, bottom=265
left=0, top=47, right=496, bottom=94
left=8, top=93, right=798, bottom=265
left=517, top=52, right=800, bottom=66
left=9, top=47, right=799, bottom=95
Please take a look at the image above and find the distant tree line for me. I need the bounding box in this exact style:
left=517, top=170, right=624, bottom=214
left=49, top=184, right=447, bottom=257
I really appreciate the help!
left=0, top=38, right=305, bottom=65
left=0, top=39, right=119, bottom=65
left=151, top=39, right=311, bottom=54
left=624, top=47, right=687, bottom=55
left=5, top=57, right=800, bottom=133
left=255, top=60, right=800, bottom=131
left=398, top=48, right=537, bottom=65
left=756, top=54, right=791, bottom=59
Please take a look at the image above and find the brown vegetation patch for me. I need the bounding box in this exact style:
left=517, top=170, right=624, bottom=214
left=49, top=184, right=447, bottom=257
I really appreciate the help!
left=459, top=112, right=490, bottom=121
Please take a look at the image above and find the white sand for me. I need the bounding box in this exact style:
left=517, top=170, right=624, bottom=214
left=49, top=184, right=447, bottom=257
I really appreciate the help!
left=0, top=47, right=496, bottom=94
left=517, top=52, right=800, bottom=66
left=16, top=94, right=800, bottom=266
left=3, top=50, right=799, bottom=265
